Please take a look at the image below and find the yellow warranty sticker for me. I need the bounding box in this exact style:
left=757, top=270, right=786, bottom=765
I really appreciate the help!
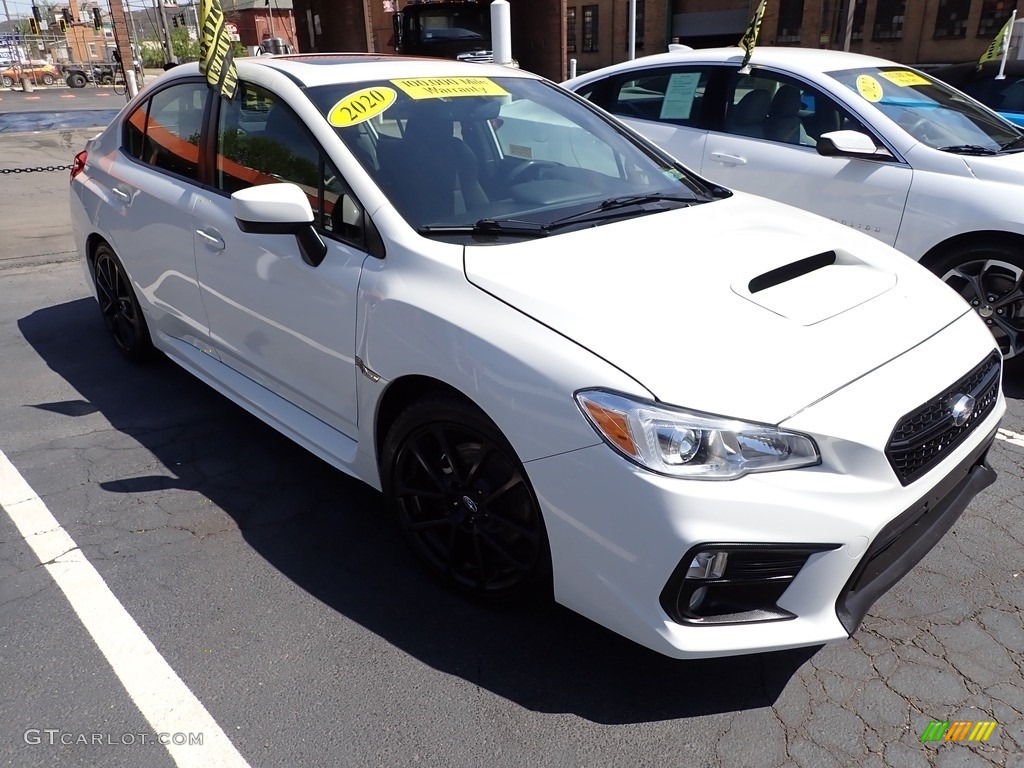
left=879, top=70, right=930, bottom=87
left=856, top=74, right=883, bottom=102
left=391, top=77, right=510, bottom=100
left=328, top=87, right=397, bottom=127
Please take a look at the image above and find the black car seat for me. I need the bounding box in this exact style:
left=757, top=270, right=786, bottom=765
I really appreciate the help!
left=764, top=85, right=803, bottom=144
left=377, top=111, right=488, bottom=223
left=724, top=88, right=771, bottom=138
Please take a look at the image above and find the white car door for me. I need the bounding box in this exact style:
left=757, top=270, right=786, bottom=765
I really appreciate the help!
left=193, top=85, right=368, bottom=436
left=702, top=70, right=912, bottom=247
left=104, top=81, right=213, bottom=348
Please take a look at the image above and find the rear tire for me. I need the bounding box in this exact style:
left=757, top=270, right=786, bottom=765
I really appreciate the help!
left=41, top=73, right=55, bottom=85
left=931, top=241, right=1024, bottom=363
left=92, top=243, right=154, bottom=362
left=381, top=397, right=552, bottom=600
left=1, top=76, right=13, bottom=88
left=67, top=73, right=87, bottom=88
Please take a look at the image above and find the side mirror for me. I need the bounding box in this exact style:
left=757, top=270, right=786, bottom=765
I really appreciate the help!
left=816, top=130, right=891, bottom=160
left=232, top=183, right=328, bottom=268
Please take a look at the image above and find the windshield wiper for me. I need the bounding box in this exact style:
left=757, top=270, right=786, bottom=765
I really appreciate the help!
left=418, top=218, right=549, bottom=238
left=1000, top=135, right=1024, bottom=152
left=936, top=144, right=999, bottom=155
left=542, top=193, right=699, bottom=230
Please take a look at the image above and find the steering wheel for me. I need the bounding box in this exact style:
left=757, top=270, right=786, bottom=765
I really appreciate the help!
left=896, top=112, right=946, bottom=145
left=504, top=159, right=561, bottom=186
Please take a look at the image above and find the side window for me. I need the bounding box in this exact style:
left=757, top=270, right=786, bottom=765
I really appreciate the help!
left=724, top=72, right=870, bottom=147
left=606, top=67, right=711, bottom=127
left=133, top=82, right=208, bottom=181
left=216, top=82, right=365, bottom=247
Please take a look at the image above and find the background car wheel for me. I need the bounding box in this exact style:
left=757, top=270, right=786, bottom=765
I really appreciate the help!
left=932, top=241, right=1024, bottom=362
left=67, top=73, right=87, bottom=88
left=1, top=76, right=13, bottom=88
left=92, top=244, right=154, bottom=361
left=42, top=73, right=55, bottom=85
left=382, top=397, right=551, bottom=600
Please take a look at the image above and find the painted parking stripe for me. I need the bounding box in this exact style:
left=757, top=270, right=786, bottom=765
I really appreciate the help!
left=0, top=448, right=251, bottom=768
left=996, top=427, right=1024, bottom=448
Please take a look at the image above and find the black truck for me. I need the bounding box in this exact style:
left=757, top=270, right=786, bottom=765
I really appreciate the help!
left=391, top=0, right=494, bottom=62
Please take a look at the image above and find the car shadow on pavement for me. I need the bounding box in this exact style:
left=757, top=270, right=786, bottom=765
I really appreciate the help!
left=19, top=298, right=819, bottom=725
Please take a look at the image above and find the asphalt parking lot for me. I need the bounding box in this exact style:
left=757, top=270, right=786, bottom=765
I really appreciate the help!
left=1, top=129, right=1022, bottom=768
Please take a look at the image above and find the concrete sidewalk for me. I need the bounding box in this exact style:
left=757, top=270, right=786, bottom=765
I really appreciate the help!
left=0, top=130, right=94, bottom=272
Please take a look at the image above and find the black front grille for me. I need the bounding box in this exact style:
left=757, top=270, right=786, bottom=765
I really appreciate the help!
left=885, top=352, right=1000, bottom=486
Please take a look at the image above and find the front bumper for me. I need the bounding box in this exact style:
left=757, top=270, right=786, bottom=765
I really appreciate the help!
left=525, top=312, right=1004, bottom=658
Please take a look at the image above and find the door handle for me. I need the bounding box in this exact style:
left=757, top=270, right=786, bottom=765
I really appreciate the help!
left=709, top=152, right=747, bottom=166
left=195, top=228, right=226, bottom=251
left=111, top=186, right=131, bottom=202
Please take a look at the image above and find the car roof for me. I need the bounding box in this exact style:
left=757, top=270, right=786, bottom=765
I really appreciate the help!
left=165, top=54, right=544, bottom=89
left=567, top=46, right=909, bottom=83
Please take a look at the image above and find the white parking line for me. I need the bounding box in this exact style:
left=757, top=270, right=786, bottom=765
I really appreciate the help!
left=996, top=428, right=1024, bottom=448
left=0, top=448, right=251, bottom=768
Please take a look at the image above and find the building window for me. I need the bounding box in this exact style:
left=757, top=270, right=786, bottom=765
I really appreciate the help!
left=934, top=0, right=971, bottom=38
left=777, top=0, right=805, bottom=45
left=567, top=7, right=576, bottom=53
left=978, top=0, right=1013, bottom=37
left=873, top=0, right=906, bottom=40
left=583, top=5, right=598, bottom=52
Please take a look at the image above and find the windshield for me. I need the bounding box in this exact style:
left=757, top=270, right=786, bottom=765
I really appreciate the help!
left=829, top=66, right=1023, bottom=151
left=307, top=76, right=719, bottom=236
left=414, top=7, right=488, bottom=41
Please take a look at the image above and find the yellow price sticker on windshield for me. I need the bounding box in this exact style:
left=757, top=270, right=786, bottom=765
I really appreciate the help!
left=391, top=77, right=509, bottom=100
left=879, top=70, right=930, bottom=87
left=856, top=74, right=884, bottom=102
left=327, top=87, right=397, bottom=127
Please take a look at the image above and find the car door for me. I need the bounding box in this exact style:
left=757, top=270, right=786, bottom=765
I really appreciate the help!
left=586, top=65, right=715, bottom=174
left=101, top=80, right=213, bottom=349
left=701, top=69, right=912, bottom=247
left=193, top=82, right=368, bottom=436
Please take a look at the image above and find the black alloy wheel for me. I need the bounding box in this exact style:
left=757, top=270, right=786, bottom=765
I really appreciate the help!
left=382, top=398, right=551, bottom=599
left=92, top=244, right=153, bottom=361
left=934, top=242, right=1024, bottom=362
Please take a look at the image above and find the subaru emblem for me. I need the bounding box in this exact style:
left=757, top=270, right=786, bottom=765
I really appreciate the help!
left=950, top=393, right=976, bottom=427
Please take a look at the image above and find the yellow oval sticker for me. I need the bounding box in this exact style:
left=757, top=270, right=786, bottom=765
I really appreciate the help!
left=328, top=87, right=397, bottom=127
left=856, top=75, right=883, bottom=102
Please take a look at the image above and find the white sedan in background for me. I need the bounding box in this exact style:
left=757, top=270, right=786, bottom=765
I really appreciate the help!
left=70, top=54, right=1003, bottom=658
left=565, top=47, right=1024, bottom=361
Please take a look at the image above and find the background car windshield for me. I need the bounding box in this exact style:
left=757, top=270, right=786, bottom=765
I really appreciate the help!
left=829, top=66, right=1022, bottom=150
left=307, top=77, right=710, bottom=232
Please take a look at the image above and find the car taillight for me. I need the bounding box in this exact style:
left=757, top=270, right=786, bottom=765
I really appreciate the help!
left=70, top=150, right=87, bottom=182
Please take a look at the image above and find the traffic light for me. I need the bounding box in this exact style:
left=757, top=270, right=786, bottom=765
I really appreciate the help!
left=92, top=7, right=102, bottom=29
left=172, top=15, right=178, bottom=27
left=62, top=8, right=72, bottom=23
left=59, top=18, right=67, bottom=33
left=29, top=18, right=39, bottom=34
left=31, top=5, right=42, bottom=23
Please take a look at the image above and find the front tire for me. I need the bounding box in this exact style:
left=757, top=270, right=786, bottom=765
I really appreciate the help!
left=92, top=244, right=154, bottom=361
left=41, top=73, right=55, bottom=85
left=1, top=76, right=13, bottom=88
left=382, top=397, right=551, bottom=600
left=932, top=241, right=1024, bottom=362
left=67, top=73, right=87, bottom=88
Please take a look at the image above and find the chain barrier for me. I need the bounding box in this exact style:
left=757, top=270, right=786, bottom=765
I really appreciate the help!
left=0, top=165, right=72, bottom=174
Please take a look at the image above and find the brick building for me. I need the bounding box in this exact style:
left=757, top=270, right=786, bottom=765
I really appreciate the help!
left=288, top=0, right=1021, bottom=82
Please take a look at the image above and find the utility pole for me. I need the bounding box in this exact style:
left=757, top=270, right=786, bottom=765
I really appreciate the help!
left=156, top=0, right=176, bottom=64
left=843, top=0, right=856, bottom=51
left=104, top=0, right=138, bottom=96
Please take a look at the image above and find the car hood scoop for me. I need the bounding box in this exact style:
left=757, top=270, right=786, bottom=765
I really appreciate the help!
left=464, top=194, right=971, bottom=423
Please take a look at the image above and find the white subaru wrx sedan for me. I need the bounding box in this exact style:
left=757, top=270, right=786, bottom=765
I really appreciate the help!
left=69, top=54, right=1004, bottom=658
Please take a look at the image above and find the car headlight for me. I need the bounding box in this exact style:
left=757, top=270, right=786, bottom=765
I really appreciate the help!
left=575, top=390, right=820, bottom=480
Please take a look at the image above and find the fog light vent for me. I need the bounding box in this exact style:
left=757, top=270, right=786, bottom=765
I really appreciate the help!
left=660, top=543, right=839, bottom=625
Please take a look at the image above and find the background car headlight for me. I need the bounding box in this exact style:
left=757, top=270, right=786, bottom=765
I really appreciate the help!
left=575, top=390, right=820, bottom=479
